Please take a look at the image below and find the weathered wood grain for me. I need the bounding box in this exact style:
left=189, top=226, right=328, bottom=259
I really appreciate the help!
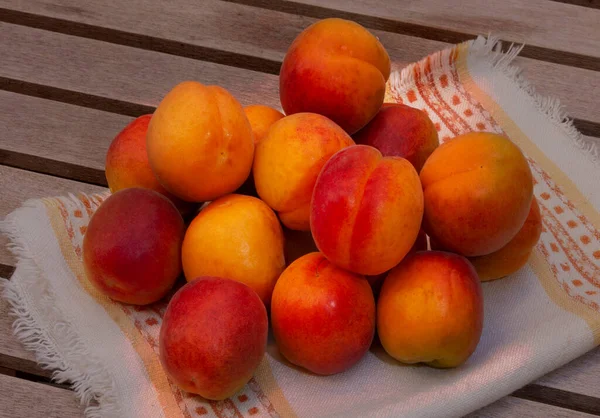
left=0, top=165, right=105, bottom=376
left=0, top=373, right=83, bottom=418
left=0, top=22, right=281, bottom=110
left=0, top=297, right=50, bottom=377
left=0, top=239, right=14, bottom=271
left=536, top=348, right=600, bottom=399
left=547, top=0, right=600, bottom=9
left=469, top=396, right=598, bottom=417
left=243, top=0, right=600, bottom=60
left=513, top=385, right=600, bottom=415
left=2, top=92, right=597, bottom=190
left=0, top=165, right=106, bottom=267
left=0, top=91, right=131, bottom=172
left=0, top=0, right=598, bottom=128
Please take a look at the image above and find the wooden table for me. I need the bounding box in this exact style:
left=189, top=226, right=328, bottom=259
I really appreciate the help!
left=0, top=0, right=599, bottom=416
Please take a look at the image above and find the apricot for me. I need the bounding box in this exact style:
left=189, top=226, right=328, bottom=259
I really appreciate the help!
left=181, top=194, right=285, bottom=306
left=104, top=115, right=194, bottom=215
left=82, top=188, right=184, bottom=305
left=420, top=132, right=533, bottom=257
left=353, top=104, right=439, bottom=172
left=159, top=277, right=268, bottom=400
left=147, top=81, right=254, bottom=202
left=244, top=105, right=284, bottom=144
left=271, top=252, right=375, bottom=375
left=280, top=18, right=391, bottom=134
left=469, top=197, right=542, bottom=281
left=253, top=113, right=354, bottom=231
left=311, top=145, right=423, bottom=275
left=366, top=228, right=428, bottom=295
left=378, top=251, right=483, bottom=368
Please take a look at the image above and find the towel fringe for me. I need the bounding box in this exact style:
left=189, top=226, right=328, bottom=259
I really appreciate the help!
left=389, top=35, right=599, bottom=167
left=0, top=199, right=122, bottom=418
left=470, top=35, right=599, bottom=167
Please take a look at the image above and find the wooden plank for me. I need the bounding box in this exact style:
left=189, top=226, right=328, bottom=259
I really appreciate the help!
left=0, top=369, right=593, bottom=418
left=0, top=165, right=106, bottom=268
left=0, top=1, right=598, bottom=128
left=552, top=0, right=600, bottom=8
left=0, top=373, right=82, bottom=418
left=248, top=0, right=600, bottom=60
left=0, top=90, right=131, bottom=173
left=1, top=93, right=598, bottom=189
left=0, top=22, right=281, bottom=110
left=536, top=348, right=600, bottom=399
left=0, top=296, right=51, bottom=377
left=469, top=396, right=598, bottom=417
left=0, top=166, right=105, bottom=375
left=513, top=384, right=600, bottom=416
left=512, top=59, right=599, bottom=129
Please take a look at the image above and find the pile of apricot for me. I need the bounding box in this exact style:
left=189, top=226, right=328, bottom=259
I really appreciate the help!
left=84, top=18, right=540, bottom=400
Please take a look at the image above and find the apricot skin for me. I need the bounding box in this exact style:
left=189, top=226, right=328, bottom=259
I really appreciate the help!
left=271, top=252, right=375, bottom=375
left=420, top=132, right=533, bottom=257
left=83, top=188, right=184, bottom=305
left=311, top=145, right=424, bottom=276
left=280, top=18, right=391, bottom=134
left=147, top=81, right=254, bottom=202
left=469, top=197, right=542, bottom=281
left=159, top=277, right=268, bottom=400
left=378, top=251, right=484, bottom=368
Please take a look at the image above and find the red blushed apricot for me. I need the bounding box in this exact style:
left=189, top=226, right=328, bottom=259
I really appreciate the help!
left=147, top=81, right=254, bottom=202
left=311, top=145, right=423, bottom=275
left=253, top=113, right=354, bottom=231
left=378, top=251, right=484, bottom=368
left=271, top=253, right=375, bottom=375
left=82, top=188, right=184, bottom=305
left=469, top=197, right=542, bottom=281
left=104, top=115, right=194, bottom=214
left=353, top=104, right=439, bottom=172
left=159, top=277, right=268, bottom=400
left=280, top=18, right=391, bottom=134
left=420, top=132, right=533, bottom=257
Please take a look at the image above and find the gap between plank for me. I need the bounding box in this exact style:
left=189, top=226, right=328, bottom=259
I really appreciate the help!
left=1, top=5, right=599, bottom=74
left=549, top=0, right=600, bottom=9
left=0, top=264, right=16, bottom=279
left=513, top=384, right=600, bottom=416
left=0, top=13, right=599, bottom=136
left=0, top=8, right=281, bottom=75
left=1, top=76, right=600, bottom=140
left=0, top=152, right=108, bottom=187
left=0, top=79, right=598, bottom=193
left=222, top=0, right=600, bottom=72
left=14, top=370, right=73, bottom=391
left=0, top=77, right=154, bottom=117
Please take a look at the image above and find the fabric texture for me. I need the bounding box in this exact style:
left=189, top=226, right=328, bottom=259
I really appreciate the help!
left=1, top=36, right=599, bottom=418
